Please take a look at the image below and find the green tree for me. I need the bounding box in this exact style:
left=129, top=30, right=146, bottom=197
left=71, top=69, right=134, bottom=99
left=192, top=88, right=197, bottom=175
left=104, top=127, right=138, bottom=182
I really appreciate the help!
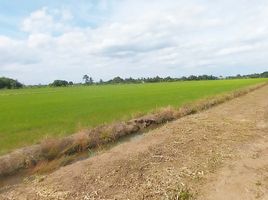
left=83, top=75, right=89, bottom=84
left=49, top=80, right=69, bottom=87
left=0, top=77, right=23, bottom=89
left=89, top=77, right=94, bottom=85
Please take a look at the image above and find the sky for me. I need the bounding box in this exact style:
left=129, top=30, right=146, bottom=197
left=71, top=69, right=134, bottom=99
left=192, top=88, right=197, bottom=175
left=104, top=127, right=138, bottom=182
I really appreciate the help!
left=0, top=0, right=268, bottom=84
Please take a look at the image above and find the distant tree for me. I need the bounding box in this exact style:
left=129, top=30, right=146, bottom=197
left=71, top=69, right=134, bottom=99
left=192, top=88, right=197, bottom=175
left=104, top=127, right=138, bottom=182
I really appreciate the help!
left=164, top=76, right=173, bottom=82
left=226, top=71, right=268, bottom=79
left=68, top=81, right=74, bottom=85
left=124, top=77, right=138, bottom=84
left=108, top=76, right=124, bottom=84
left=94, top=71, right=267, bottom=85
left=89, top=77, right=94, bottom=85
left=83, top=74, right=89, bottom=84
left=181, top=76, right=187, bottom=81
left=261, top=71, right=268, bottom=78
left=188, top=75, right=198, bottom=80
left=99, top=79, right=104, bottom=84
left=50, top=80, right=69, bottom=87
left=0, top=77, right=23, bottom=89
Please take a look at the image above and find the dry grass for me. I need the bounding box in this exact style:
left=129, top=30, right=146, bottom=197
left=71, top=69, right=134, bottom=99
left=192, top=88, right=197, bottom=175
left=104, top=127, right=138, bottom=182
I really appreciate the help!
left=31, top=155, right=75, bottom=175
left=0, top=82, right=267, bottom=178
left=166, top=186, right=195, bottom=200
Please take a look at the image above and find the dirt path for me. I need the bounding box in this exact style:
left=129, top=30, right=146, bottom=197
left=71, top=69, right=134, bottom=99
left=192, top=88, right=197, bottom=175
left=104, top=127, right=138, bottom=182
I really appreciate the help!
left=1, top=85, right=268, bottom=200
left=199, top=135, right=268, bottom=200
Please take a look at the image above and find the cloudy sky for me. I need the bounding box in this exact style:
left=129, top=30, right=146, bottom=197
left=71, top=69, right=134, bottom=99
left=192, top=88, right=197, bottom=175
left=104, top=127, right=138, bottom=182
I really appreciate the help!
left=0, top=0, right=268, bottom=84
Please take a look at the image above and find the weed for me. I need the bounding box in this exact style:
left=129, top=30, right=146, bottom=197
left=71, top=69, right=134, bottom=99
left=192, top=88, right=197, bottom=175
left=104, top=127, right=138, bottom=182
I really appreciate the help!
left=166, top=186, right=195, bottom=200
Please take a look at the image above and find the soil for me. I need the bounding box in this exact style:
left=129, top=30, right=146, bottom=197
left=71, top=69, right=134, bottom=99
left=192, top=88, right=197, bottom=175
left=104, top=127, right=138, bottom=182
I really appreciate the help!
left=0, top=85, right=267, bottom=200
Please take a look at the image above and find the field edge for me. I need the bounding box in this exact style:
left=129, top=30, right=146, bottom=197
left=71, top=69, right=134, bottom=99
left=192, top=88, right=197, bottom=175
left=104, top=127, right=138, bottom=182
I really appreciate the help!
left=0, top=81, right=267, bottom=179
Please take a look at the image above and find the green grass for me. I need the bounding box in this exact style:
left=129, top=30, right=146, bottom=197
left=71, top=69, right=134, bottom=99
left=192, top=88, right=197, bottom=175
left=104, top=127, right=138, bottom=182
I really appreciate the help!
left=0, top=79, right=267, bottom=155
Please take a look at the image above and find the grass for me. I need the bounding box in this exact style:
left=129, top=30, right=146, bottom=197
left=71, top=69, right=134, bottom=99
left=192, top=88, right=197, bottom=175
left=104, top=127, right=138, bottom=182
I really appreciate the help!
left=0, top=78, right=267, bottom=155
left=167, top=187, right=195, bottom=200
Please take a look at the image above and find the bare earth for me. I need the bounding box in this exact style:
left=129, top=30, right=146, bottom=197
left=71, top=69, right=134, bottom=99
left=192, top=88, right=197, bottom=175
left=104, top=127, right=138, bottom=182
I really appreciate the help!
left=1, top=85, right=268, bottom=200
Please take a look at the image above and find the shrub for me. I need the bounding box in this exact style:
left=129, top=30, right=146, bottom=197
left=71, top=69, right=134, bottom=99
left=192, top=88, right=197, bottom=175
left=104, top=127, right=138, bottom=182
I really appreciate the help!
left=49, top=80, right=69, bottom=87
left=0, top=77, right=23, bottom=89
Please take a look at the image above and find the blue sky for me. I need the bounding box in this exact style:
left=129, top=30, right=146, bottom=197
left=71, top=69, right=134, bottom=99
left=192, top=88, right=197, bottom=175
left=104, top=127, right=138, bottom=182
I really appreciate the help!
left=0, top=0, right=268, bottom=84
left=0, top=0, right=114, bottom=36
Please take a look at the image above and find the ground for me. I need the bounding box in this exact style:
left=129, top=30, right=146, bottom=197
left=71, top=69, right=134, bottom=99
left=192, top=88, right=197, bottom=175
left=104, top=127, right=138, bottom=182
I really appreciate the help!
left=0, top=85, right=267, bottom=200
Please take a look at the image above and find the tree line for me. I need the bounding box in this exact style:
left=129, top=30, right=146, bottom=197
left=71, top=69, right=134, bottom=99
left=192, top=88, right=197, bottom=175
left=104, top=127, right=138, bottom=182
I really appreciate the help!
left=1, top=71, right=267, bottom=89
left=49, top=80, right=74, bottom=87
left=48, top=72, right=268, bottom=87
left=48, top=74, right=220, bottom=87
left=0, top=77, right=23, bottom=89
left=74, top=72, right=267, bottom=86
left=226, top=71, right=268, bottom=79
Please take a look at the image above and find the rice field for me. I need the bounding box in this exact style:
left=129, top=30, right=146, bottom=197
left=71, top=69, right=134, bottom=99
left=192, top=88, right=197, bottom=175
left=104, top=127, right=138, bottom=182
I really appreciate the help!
left=0, top=78, right=267, bottom=155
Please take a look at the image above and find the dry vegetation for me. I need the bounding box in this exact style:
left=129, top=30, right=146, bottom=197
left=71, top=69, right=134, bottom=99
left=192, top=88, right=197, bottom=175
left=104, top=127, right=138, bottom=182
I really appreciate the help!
left=0, top=82, right=267, bottom=178
left=165, top=186, right=195, bottom=200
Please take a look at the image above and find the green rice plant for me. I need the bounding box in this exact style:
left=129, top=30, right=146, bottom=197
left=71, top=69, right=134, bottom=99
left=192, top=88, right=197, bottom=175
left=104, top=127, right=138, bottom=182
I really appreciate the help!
left=0, top=78, right=267, bottom=154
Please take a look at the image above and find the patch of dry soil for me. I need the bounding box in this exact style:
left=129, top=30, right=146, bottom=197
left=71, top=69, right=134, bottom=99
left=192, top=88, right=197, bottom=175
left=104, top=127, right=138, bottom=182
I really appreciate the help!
left=199, top=135, right=268, bottom=200
left=1, top=85, right=268, bottom=200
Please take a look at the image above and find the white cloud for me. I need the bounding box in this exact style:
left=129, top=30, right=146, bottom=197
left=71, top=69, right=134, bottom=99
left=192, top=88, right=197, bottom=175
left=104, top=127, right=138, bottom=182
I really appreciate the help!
left=0, top=36, right=17, bottom=47
left=21, top=7, right=73, bottom=34
left=1, top=0, right=268, bottom=84
left=216, top=45, right=254, bottom=56
left=27, top=33, right=53, bottom=48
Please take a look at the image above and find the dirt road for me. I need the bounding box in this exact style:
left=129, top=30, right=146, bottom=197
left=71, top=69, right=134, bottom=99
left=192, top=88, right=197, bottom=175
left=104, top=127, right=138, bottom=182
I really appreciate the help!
left=1, top=85, right=268, bottom=200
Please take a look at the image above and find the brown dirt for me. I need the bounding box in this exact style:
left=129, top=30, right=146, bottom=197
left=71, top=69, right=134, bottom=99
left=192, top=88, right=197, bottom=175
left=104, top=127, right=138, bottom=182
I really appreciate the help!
left=0, top=85, right=268, bottom=200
